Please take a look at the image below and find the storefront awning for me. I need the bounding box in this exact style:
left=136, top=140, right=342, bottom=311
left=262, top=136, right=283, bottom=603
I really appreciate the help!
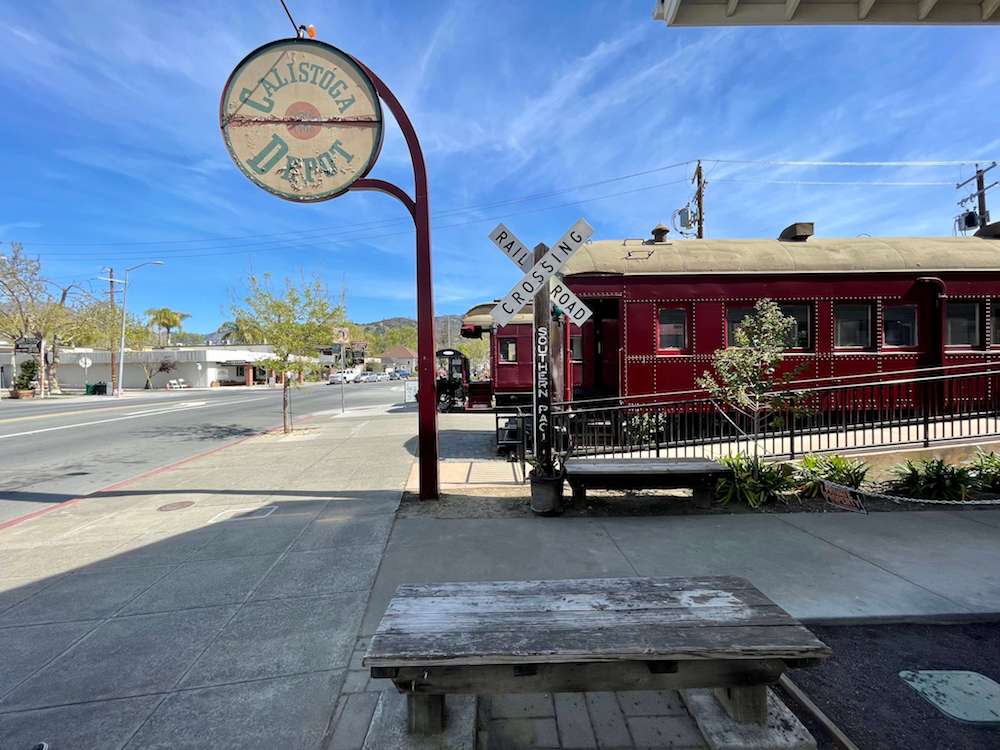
left=653, top=0, right=998, bottom=25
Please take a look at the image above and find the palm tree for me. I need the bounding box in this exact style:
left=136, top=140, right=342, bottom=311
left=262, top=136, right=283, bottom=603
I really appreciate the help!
left=145, top=307, right=190, bottom=345
left=217, top=316, right=265, bottom=345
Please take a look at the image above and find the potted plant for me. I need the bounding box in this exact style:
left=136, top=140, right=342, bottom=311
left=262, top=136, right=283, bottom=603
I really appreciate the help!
left=529, top=460, right=564, bottom=515
left=10, top=359, right=39, bottom=399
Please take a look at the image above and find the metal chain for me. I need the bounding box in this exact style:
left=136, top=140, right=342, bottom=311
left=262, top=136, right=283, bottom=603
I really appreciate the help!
left=827, top=481, right=1000, bottom=506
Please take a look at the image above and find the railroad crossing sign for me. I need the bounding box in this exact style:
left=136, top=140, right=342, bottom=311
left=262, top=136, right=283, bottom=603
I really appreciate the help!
left=488, top=224, right=594, bottom=326
left=77, top=356, right=93, bottom=369
left=489, top=219, right=594, bottom=327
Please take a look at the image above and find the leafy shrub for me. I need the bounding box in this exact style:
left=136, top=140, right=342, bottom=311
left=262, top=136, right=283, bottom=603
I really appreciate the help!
left=969, top=451, right=1000, bottom=493
left=13, top=359, right=38, bottom=391
left=890, top=459, right=972, bottom=501
left=716, top=454, right=794, bottom=509
left=795, top=454, right=869, bottom=498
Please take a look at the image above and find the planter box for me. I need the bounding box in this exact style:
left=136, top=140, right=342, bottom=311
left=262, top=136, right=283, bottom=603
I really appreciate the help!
left=9, top=389, right=34, bottom=399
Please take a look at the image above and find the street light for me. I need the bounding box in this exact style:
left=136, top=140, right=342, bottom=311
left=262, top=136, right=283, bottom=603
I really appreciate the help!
left=116, top=261, right=164, bottom=397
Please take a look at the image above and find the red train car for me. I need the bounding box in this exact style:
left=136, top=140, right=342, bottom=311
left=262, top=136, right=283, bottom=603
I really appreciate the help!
left=463, top=224, right=1000, bottom=405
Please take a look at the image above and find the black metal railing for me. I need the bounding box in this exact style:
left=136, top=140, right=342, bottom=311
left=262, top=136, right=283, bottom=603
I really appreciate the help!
left=551, top=367, right=1000, bottom=461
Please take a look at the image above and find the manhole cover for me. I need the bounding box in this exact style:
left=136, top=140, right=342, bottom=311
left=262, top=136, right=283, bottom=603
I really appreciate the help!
left=158, top=501, right=195, bottom=512
left=900, top=670, right=1000, bottom=724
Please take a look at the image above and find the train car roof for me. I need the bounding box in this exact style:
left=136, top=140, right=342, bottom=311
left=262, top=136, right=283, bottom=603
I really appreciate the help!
left=463, top=302, right=534, bottom=327
left=562, top=236, right=1000, bottom=276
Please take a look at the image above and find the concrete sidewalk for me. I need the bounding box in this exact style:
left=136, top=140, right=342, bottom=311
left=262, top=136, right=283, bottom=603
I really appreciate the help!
left=0, top=411, right=413, bottom=750
left=367, top=508, right=1000, bottom=635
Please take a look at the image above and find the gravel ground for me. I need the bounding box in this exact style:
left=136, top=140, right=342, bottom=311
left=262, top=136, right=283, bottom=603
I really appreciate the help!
left=788, top=622, right=1000, bottom=750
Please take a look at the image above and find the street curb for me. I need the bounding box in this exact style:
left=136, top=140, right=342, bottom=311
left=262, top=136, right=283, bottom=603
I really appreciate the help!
left=0, top=414, right=316, bottom=531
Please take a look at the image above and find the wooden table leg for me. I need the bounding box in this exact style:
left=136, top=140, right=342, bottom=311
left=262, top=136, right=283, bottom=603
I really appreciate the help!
left=407, top=693, right=445, bottom=733
left=713, top=685, right=768, bottom=725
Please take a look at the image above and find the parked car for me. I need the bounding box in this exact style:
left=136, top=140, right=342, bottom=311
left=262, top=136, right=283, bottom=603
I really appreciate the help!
left=357, top=372, right=377, bottom=383
left=397, top=370, right=411, bottom=379
left=328, top=372, right=349, bottom=385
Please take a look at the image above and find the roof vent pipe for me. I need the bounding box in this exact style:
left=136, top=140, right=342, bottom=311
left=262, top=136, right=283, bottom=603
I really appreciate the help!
left=778, top=222, right=814, bottom=242
left=651, top=224, right=670, bottom=243
left=975, top=221, right=1000, bottom=239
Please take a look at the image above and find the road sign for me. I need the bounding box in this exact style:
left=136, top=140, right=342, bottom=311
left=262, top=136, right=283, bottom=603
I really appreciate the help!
left=490, top=219, right=593, bottom=327
left=77, top=356, right=93, bottom=369
left=220, top=39, right=384, bottom=203
left=488, top=223, right=532, bottom=271
left=489, top=224, right=593, bottom=326
left=14, top=337, right=41, bottom=354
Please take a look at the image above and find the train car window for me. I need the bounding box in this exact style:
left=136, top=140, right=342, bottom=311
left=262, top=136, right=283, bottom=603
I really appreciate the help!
left=947, top=302, right=981, bottom=347
left=725, top=307, right=752, bottom=346
left=884, top=305, right=918, bottom=348
left=991, top=301, right=1000, bottom=345
left=834, top=304, right=872, bottom=348
left=570, top=335, right=583, bottom=362
left=499, top=339, right=517, bottom=362
left=658, top=308, right=688, bottom=351
left=779, top=304, right=811, bottom=350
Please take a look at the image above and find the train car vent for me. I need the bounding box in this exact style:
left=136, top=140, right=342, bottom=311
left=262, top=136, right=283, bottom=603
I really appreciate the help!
left=778, top=222, right=814, bottom=242
left=975, top=221, right=1000, bottom=239
left=651, top=224, right=670, bottom=243
left=625, top=250, right=654, bottom=260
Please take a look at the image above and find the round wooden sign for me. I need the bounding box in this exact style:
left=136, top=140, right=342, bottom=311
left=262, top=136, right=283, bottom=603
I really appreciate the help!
left=220, top=39, right=383, bottom=202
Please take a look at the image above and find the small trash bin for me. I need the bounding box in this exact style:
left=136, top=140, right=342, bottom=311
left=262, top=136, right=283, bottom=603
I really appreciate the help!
left=93, top=382, right=108, bottom=396
left=84, top=383, right=94, bottom=395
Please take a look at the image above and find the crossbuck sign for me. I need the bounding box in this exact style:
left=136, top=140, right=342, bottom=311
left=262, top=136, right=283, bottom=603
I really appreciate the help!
left=489, top=220, right=594, bottom=327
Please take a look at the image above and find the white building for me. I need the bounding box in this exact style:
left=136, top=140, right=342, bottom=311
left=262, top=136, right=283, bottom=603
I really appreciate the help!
left=3, top=345, right=284, bottom=391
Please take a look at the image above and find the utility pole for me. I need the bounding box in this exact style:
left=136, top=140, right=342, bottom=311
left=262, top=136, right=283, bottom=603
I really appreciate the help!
left=957, top=162, right=997, bottom=229
left=107, top=267, right=117, bottom=395
left=693, top=160, right=705, bottom=239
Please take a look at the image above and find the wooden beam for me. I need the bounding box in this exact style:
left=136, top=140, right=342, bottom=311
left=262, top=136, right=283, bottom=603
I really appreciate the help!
left=858, top=0, right=877, bottom=19
left=661, top=0, right=683, bottom=24
left=917, top=0, right=940, bottom=19
left=726, top=0, right=740, bottom=16
left=983, top=0, right=1000, bottom=19
left=785, top=0, right=802, bottom=20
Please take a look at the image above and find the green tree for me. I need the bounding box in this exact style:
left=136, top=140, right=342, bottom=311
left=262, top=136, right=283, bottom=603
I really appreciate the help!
left=217, top=316, right=266, bottom=345
left=697, top=299, right=799, bottom=454
left=235, top=274, right=342, bottom=433
left=145, top=307, right=190, bottom=345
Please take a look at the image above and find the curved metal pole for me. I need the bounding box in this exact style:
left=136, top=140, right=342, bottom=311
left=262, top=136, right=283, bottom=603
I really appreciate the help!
left=348, top=59, right=439, bottom=500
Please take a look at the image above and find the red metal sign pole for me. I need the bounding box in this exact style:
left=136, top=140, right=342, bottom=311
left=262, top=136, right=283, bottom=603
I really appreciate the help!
left=348, top=58, right=439, bottom=500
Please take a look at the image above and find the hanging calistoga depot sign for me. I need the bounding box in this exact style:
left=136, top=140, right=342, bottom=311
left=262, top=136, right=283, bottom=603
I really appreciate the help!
left=220, top=39, right=383, bottom=202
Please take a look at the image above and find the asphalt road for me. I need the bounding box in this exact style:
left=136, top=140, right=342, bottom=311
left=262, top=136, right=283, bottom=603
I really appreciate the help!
left=0, top=381, right=409, bottom=524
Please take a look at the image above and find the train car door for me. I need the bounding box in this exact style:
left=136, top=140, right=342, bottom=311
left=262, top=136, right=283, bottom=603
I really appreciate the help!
left=589, top=298, right=621, bottom=398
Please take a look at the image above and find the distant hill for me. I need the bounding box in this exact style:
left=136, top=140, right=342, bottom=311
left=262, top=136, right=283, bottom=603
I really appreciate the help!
left=359, top=314, right=464, bottom=341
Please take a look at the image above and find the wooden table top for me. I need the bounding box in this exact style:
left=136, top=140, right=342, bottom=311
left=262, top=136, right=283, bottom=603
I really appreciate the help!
left=365, top=576, right=831, bottom=668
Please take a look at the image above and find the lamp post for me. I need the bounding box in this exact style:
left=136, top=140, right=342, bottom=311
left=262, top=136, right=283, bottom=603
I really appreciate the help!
left=115, top=261, right=163, bottom=397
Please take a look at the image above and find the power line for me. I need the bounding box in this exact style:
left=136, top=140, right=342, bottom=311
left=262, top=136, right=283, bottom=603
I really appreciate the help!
left=715, top=178, right=954, bottom=186
left=706, top=158, right=994, bottom=167
left=22, top=160, right=696, bottom=249
left=29, top=176, right=695, bottom=263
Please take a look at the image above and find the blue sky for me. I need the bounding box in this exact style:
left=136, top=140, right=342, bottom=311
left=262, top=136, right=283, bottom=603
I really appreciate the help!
left=0, top=1, right=997, bottom=332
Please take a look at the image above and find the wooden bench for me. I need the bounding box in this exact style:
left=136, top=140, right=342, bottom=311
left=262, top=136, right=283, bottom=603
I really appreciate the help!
left=563, top=457, right=728, bottom=503
left=364, top=576, right=830, bottom=734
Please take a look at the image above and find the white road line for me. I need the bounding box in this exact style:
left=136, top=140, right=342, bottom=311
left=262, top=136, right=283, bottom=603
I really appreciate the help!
left=0, top=396, right=269, bottom=440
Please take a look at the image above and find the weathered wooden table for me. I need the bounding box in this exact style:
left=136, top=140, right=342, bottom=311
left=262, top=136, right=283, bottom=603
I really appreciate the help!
left=364, top=576, right=830, bottom=734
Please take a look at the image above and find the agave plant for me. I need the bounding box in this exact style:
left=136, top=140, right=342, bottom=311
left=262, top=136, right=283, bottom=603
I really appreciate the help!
left=891, top=459, right=971, bottom=501
left=716, top=454, right=794, bottom=509
left=795, top=454, right=869, bottom=498
left=969, top=451, right=1000, bottom=493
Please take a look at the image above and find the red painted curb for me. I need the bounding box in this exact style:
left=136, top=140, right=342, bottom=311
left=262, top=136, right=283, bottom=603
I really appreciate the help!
left=0, top=412, right=319, bottom=531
